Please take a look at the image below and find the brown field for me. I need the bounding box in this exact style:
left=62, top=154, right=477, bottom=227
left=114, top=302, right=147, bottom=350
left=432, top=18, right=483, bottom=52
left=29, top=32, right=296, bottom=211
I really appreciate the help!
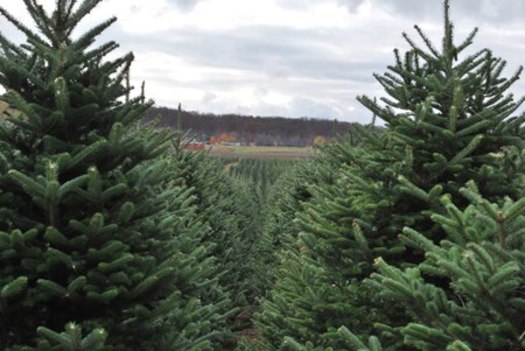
left=208, top=145, right=314, bottom=159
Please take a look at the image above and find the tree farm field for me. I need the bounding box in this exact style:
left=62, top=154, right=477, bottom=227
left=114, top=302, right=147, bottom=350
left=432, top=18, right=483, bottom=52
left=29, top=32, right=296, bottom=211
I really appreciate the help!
left=208, top=144, right=314, bottom=159
left=5, top=0, right=525, bottom=349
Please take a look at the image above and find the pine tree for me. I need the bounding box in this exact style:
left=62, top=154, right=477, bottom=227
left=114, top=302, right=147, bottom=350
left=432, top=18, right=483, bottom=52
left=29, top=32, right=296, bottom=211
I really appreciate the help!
left=169, top=138, right=259, bottom=311
left=354, top=179, right=525, bottom=350
left=251, top=159, right=315, bottom=298
left=0, top=1, right=234, bottom=348
left=258, top=137, right=400, bottom=349
left=255, top=137, right=366, bottom=349
left=258, top=0, right=525, bottom=348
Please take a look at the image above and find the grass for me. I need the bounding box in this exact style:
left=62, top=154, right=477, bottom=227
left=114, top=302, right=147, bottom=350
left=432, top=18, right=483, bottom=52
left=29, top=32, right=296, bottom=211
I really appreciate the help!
left=208, top=145, right=314, bottom=159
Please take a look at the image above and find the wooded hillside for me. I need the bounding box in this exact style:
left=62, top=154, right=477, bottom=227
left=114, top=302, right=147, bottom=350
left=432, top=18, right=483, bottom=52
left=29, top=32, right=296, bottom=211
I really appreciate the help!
left=144, top=106, right=361, bottom=146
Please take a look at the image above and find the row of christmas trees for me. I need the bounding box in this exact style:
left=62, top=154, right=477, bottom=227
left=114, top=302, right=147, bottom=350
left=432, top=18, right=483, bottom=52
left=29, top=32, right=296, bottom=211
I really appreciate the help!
left=253, top=1, right=525, bottom=350
left=0, top=0, right=263, bottom=349
left=3, top=0, right=525, bottom=350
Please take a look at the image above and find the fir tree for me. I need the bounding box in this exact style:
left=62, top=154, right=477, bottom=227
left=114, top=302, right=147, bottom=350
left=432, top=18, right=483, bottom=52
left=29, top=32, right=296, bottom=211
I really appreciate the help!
left=0, top=1, right=234, bottom=349
left=251, top=159, right=315, bottom=298
left=342, top=179, right=525, bottom=350
left=169, top=138, right=259, bottom=311
left=255, top=137, right=366, bottom=348
left=258, top=0, right=525, bottom=348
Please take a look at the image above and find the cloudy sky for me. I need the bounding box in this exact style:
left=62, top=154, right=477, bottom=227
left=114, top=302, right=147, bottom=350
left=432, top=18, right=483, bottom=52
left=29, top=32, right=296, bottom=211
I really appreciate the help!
left=1, top=0, right=525, bottom=123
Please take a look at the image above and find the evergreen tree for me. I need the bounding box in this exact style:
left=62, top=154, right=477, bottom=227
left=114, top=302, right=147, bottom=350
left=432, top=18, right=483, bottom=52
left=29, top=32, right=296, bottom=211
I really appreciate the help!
left=341, top=179, right=525, bottom=350
left=0, top=1, right=234, bottom=349
left=258, top=0, right=525, bottom=348
left=255, top=137, right=364, bottom=348
left=251, top=160, right=315, bottom=298
left=169, top=139, right=260, bottom=310
left=258, top=137, right=398, bottom=349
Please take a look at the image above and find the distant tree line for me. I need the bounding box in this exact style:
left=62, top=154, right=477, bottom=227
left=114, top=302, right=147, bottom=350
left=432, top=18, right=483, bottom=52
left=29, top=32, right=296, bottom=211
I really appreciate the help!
left=143, top=106, right=359, bottom=146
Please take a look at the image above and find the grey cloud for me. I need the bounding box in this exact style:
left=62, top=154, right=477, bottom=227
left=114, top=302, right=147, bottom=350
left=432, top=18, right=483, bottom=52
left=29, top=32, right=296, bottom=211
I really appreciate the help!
left=115, top=25, right=388, bottom=85
left=370, top=0, right=525, bottom=24
left=335, top=0, right=366, bottom=12
left=278, top=0, right=362, bottom=11
left=288, top=97, right=377, bottom=123
left=225, top=97, right=361, bottom=122
left=254, top=86, right=269, bottom=96
left=167, top=0, right=204, bottom=12
left=201, top=91, right=217, bottom=103
left=347, top=100, right=377, bottom=124
left=277, top=0, right=322, bottom=10
left=0, top=16, right=26, bottom=45
left=2, top=0, right=525, bottom=123
left=289, top=97, right=340, bottom=118
left=329, top=0, right=525, bottom=25
left=108, top=1, right=525, bottom=121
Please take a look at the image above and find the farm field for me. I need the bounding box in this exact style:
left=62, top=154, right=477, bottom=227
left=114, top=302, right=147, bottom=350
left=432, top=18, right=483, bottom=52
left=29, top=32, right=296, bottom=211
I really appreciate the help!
left=208, top=145, right=314, bottom=159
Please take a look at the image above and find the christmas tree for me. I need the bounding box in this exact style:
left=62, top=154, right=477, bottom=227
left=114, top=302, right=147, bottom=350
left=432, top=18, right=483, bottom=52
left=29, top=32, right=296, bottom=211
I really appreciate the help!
left=365, top=180, right=525, bottom=350
left=257, top=0, right=525, bottom=348
left=169, top=138, right=260, bottom=313
left=0, top=0, right=235, bottom=348
left=251, top=160, right=316, bottom=298
left=255, top=136, right=367, bottom=348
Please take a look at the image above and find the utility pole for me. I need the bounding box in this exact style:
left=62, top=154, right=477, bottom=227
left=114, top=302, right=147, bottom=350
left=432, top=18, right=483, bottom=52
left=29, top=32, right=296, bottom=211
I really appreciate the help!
left=177, top=103, right=182, bottom=130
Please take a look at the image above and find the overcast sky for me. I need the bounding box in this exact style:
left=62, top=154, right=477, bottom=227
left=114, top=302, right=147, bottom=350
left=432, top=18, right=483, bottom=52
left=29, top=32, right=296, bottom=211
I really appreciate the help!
left=2, top=0, right=525, bottom=123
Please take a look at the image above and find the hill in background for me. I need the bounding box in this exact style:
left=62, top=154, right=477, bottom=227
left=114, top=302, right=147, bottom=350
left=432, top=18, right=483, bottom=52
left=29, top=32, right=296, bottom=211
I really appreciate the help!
left=144, top=106, right=360, bottom=146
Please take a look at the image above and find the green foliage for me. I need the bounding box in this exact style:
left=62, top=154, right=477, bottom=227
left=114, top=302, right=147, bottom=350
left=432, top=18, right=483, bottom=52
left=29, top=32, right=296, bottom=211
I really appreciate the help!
left=257, top=0, right=525, bottom=349
left=226, top=158, right=292, bottom=216
left=0, top=1, right=236, bottom=349
left=252, top=159, right=316, bottom=295
left=255, top=139, right=366, bottom=348
left=227, top=159, right=291, bottom=187
left=170, top=139, right=261, bottom=309
left=3, top=1, right=525, bottom=350
left=15, top=323, right=108, bottom=351
left=369, top=183, right=525, bottom=350
left=221, top=158, right=302, bottom=301
left=258, top=136, right=405, bottom=349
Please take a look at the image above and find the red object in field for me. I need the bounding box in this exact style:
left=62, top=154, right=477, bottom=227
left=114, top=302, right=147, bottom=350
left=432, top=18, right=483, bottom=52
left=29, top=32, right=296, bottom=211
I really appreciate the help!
left=184, top=142, right=205, bottom=151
